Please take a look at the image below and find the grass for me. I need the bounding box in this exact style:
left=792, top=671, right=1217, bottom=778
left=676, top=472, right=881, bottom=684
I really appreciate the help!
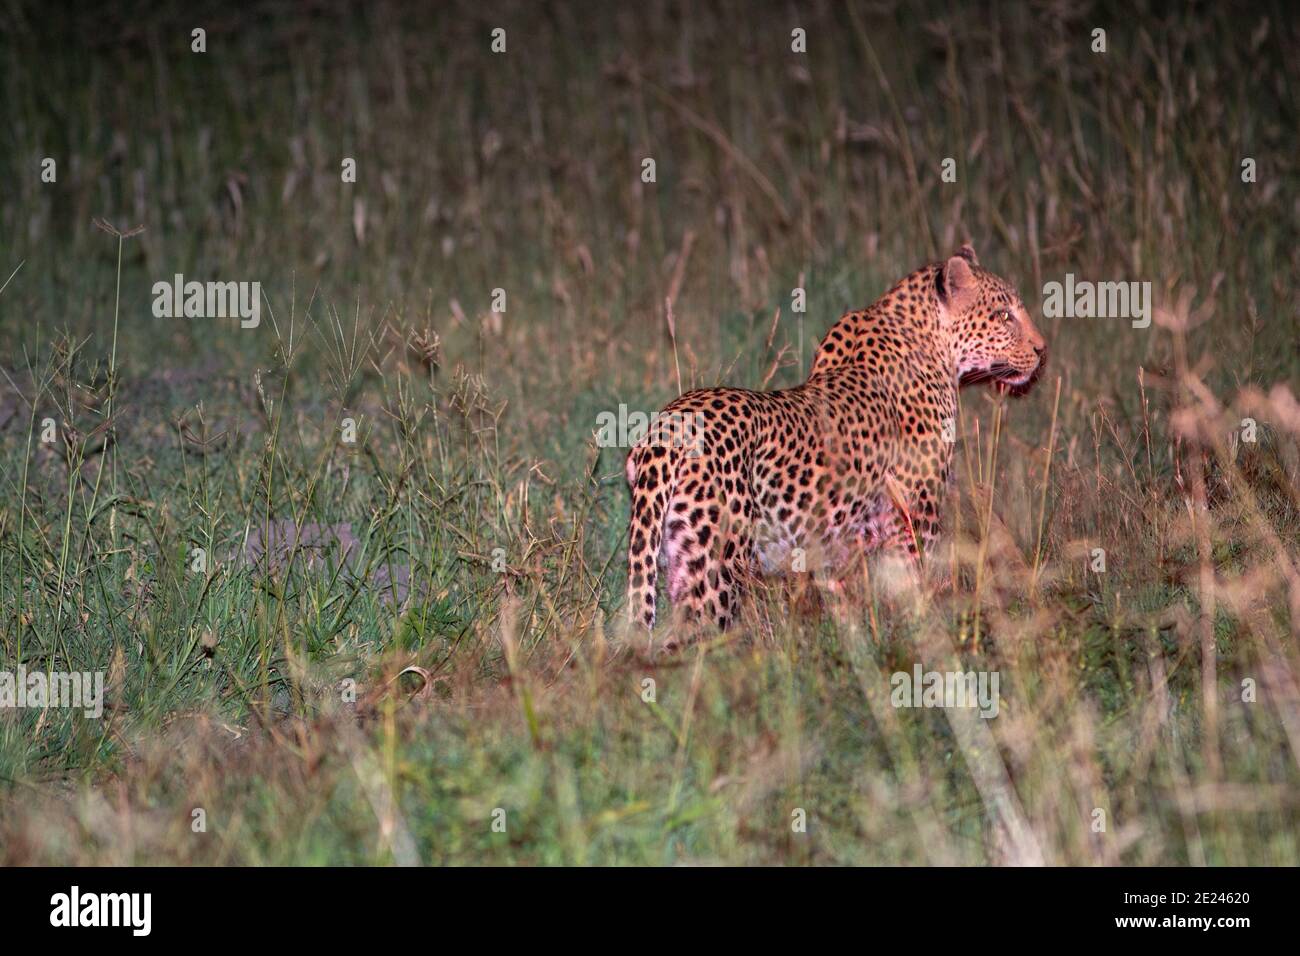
left=0, top=0, right=1297, bottom=864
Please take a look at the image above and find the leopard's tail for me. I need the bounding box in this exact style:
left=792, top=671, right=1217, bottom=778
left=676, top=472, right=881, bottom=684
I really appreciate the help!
left=625, top=441, right=675, bottom=630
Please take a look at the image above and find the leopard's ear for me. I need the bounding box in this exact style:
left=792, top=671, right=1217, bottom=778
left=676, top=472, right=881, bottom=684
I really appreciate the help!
left=953, top=243, right=979, bottom=267
left=941, top=252, right=978, bottom=312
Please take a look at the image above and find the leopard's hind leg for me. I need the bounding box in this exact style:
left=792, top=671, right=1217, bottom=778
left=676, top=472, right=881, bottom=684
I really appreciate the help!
left=662, top=461, right=740, bottom=634
left=625, top=445, right=674, bottom=629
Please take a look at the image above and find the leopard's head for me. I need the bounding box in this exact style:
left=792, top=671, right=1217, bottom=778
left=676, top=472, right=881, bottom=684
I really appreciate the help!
left=937, top=244, right=1046, bottom=394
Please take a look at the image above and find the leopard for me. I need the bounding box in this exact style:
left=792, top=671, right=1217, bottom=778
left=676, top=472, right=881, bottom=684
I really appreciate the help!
left=624, top=243, right=1046, bottom=631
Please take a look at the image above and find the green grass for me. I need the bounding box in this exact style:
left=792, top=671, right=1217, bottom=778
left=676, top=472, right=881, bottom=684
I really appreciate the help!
left=0, top=0, right=1297, bottom=864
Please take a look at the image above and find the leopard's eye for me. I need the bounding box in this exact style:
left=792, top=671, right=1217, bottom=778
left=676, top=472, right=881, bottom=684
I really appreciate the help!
left=997, top=309, right=1014, bottom=325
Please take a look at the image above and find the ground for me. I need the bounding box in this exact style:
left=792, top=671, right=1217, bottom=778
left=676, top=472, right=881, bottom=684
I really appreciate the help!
left=0, top=0, right=1297, bottom=864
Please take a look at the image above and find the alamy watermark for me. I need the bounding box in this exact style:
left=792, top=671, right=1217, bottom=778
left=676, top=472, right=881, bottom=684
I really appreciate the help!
left=0, top=665, right=104, bottom=718
left=890, top=664, right=999, bottom=719
left=596, top=404, right=707, bottom=456
left=1042, top=274, right=1151, bottom=329
left=152, top=273, right=261, bottom=328
left=50, top=886, right=151, bottom=936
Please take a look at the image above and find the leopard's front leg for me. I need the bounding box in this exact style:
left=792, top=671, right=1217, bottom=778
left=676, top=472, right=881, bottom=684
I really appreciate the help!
left=876, top=436, right=953, bottom=572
